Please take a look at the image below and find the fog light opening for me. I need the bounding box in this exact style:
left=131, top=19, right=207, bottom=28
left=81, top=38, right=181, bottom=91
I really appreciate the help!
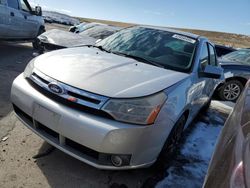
left=111, top=155, right=123, bottom=167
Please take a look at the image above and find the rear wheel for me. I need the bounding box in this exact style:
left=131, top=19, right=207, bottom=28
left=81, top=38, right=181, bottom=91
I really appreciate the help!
left=219, top=80, right=243, bottom=101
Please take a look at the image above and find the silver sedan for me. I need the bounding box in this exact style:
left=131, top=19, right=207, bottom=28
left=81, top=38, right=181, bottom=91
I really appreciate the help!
left=11, top=26, right=223, bottom=169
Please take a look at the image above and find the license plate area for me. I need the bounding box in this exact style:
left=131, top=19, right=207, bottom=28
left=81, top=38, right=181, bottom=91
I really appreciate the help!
left=33, top=103, right=61, bottom=132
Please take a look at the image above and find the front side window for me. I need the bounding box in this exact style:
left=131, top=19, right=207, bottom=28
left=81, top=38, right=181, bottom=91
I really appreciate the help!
left=199, top=43, right=209, bottom=69
left=208, top=44, right=217, bottom=66
left=7, top=0, right=19, bottom=9
left=19, top=0, right=30, bottom=12
left=98, top=27, right=197, bottom=72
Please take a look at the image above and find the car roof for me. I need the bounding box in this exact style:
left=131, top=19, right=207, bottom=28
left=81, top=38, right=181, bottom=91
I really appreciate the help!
left=137, top=25, right=201, bottom=39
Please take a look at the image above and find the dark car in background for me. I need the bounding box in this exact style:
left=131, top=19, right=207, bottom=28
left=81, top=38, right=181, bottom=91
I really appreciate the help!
left=203, top=79, right=250, bottom=188
left=217, top=49, right=250, bottom=101
left=37, top=24, right=122, bottom=53
left=214, top=44, right=236, bottom=57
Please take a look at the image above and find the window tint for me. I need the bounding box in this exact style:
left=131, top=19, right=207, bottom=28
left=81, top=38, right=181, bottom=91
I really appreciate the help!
left=7, top=0, right=19, bottom=9
left=209, top=44, right=216, bottom=66
left=200, top=43, right=209, bottom=69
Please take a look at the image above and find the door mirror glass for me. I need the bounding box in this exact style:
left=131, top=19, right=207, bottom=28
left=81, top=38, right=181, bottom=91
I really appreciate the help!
left=35, top=6, right=42, bottom=16
left=200, top=65, right=223, bottom=79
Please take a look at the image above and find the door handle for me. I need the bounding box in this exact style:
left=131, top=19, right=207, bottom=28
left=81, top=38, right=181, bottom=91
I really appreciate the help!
left=10, top=12, right=15, bottom=17
left=24, top=15, right=27, bottom=19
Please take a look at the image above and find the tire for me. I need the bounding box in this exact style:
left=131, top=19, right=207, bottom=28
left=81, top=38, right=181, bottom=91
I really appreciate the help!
left=158, top=115, right=186, bottom=161
left=32, top=27, right=45, bottom=50
left=219, top=80, right=243, bottom=101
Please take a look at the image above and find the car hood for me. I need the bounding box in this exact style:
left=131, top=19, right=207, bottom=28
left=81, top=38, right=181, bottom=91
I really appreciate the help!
left=34, top=47, right=189, bottom=98
left=38, top=29, right=97, bottom=48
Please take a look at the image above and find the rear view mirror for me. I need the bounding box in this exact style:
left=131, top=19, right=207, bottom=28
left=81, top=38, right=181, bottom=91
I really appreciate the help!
left=200, top=65, right=223, bottom=79
left=35, top=6, right=42, bottom=16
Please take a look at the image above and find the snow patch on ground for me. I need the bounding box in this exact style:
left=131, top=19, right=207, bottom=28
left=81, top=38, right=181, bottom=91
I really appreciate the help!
left=156, top=101, right=234, bottom=188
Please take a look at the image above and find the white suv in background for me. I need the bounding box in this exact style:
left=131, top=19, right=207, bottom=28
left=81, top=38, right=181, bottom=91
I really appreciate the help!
left=0, top=0, right=45, bottom=48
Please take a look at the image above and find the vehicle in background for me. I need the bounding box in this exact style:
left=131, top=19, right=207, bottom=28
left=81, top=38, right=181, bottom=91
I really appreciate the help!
left=0, top=0, right=45, bottom=48
left=42, top=11, right=80, bottom=26
left=69, top=22, right=87, bottom=32
left=11, top=26, right=223, bottom=169
left=69, top=22, right=106, bottom=33
left=214, top=44, right=236, bottom=57
left=203, top=79, right=250, bottom=188
left=43, top=16, right=53, bottom=23
left=216, top=49, right=250, bottom=101
left=37, top=25, right=122, bottom=53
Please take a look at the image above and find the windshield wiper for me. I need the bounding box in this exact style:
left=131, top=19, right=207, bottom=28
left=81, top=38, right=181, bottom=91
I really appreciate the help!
left=92, top=45, right=111, bottom=53
left=111, top=51, right=164, bottom=68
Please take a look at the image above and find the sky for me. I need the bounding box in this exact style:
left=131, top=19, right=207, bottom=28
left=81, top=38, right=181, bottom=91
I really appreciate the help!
left=30, top=0, right=250, bottom=35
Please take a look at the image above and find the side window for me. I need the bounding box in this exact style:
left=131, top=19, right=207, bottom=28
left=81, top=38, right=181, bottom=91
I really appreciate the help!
left=7, top=0, right=19, bottom=9
left=19, top=0, right=29, bottom=12
left=208, top=44, right=217, bottom=66
left=199, top=43, right=209, bottom=70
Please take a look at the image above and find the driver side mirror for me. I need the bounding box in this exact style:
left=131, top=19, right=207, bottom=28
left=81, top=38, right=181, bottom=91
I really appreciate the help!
left=35, top=6, right=42, bottom=16
left=199, top=65, right=224, bottom=79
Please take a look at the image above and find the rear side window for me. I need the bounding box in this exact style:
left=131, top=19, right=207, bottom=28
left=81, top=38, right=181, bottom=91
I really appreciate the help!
left=208, top=44, right=217, bottom=66
left=7, top=0, right=19, bottom=9
left=199, top=43, right=209, bottom=69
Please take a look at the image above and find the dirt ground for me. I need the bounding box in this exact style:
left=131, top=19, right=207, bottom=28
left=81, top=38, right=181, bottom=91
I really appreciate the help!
left=0, top=23, right=232, bottom=188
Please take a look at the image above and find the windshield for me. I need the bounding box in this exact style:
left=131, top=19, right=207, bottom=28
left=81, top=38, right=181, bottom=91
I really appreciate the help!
left=77, top=23, right=105, bottom=33
left=80, top=26, right=120, bottom=39
left=222, top=49, right=250, bottom=65
left=97, top=27, right=197, bottom=72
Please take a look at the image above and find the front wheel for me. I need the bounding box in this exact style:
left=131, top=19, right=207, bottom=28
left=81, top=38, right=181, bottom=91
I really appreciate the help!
left=158, top=115, right=186, bottom=161
left=32, top=27, right=45, bottom=50
left=219, top=80, right=243, bottom=101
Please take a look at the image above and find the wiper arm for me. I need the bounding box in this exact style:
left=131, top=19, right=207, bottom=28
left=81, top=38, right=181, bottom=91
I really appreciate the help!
left=93, top=45, right=111, bottom=53
left=111, top=51, right=164, bottom=68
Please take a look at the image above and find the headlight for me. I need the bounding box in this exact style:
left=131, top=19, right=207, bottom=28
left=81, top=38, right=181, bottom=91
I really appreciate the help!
left=23, top=59, right=35, bottom=78
left=102, top=92, right=167, bottom=125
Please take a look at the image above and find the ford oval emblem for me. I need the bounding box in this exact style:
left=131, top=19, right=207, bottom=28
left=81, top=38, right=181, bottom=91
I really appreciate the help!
left=48, top=82, right=64, bottom=94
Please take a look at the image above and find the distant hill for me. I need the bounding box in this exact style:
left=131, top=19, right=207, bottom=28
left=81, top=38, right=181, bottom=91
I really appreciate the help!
left=76, top=17, right=250, bottom=48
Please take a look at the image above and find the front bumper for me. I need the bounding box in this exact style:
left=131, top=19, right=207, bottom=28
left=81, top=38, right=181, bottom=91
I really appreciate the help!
left=11, top=74, right=170, bottom=169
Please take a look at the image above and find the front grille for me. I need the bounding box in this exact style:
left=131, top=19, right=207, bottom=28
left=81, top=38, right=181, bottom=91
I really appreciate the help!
left=27, top=79, right=113, bottom=119
left=28, top=70, right=113, bottom=119
left=13, top=105, right=101, bottom=163
left=65, top=138, right=99, bottom=160
left=36, top=121, right=59, bottom=139
left=13, top=104, right=33, bottom=125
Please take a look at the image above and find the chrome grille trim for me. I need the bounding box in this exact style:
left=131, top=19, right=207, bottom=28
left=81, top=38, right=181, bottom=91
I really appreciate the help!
left=29, top=69, right=109, bottom=110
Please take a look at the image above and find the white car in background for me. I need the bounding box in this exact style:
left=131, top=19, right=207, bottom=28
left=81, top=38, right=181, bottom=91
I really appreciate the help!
left=0, top=0, right=45, bottom=48
left=69, top=22, right=106, bottom=33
